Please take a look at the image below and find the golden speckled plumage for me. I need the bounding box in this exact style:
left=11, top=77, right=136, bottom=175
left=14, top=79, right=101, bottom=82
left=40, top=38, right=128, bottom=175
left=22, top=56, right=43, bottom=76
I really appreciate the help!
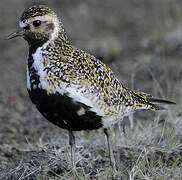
left=42, top=31, right=163, bottom=117
left=7, top=4, right=175, bottom=130
left=8, top=5, right=175, bottom=170
left=21, top=5, right=55, bottom=21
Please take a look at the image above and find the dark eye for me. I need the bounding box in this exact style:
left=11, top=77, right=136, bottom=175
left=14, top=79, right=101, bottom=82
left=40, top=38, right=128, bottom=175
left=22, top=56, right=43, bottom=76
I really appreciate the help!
left=33, top=20, right=41, bottom=27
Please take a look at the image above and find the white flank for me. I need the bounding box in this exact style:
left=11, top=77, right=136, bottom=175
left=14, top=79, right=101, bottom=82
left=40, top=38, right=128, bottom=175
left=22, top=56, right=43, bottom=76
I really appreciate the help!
left=26, top=66, right=31, bottom=90
left=77, top=107, right=86, bottom=116
left=65, top=86, right=105, bottom=117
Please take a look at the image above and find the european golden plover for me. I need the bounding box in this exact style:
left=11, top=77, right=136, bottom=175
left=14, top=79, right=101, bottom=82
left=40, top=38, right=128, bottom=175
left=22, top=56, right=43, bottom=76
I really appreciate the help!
left=8, top=5, right=175, bottom=170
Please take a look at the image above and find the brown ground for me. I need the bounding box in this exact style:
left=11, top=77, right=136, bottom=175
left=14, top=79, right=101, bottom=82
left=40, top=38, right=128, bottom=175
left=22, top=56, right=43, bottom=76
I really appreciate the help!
left=0, top=0, right=182, bottom=179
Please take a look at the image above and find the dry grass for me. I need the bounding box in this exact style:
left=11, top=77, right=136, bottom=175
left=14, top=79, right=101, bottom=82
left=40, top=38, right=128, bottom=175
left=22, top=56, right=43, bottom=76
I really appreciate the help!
left=0, top=104, right=181, bottom=179
left=1, top=0, right=182, bottom=179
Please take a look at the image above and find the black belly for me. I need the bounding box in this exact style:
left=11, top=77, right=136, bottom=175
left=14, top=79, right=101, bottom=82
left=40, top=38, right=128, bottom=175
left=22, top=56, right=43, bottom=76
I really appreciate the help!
left=28, top=89, right=103, bottom=131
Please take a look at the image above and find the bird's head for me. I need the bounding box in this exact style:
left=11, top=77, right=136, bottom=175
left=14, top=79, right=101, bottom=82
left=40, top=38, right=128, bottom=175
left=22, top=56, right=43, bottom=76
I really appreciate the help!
left=8, top=5, right=60, bottom=46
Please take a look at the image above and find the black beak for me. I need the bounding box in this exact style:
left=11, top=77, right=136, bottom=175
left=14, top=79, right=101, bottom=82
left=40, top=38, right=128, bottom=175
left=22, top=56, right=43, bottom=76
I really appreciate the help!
left=7, top=29, right=24, bottom=40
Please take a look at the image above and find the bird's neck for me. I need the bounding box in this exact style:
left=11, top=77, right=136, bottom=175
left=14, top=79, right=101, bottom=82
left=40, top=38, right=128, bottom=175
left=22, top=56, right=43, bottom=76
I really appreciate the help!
left=27, top=25, right=72, bottom=74
left=28, top=22, right=70, bottom=54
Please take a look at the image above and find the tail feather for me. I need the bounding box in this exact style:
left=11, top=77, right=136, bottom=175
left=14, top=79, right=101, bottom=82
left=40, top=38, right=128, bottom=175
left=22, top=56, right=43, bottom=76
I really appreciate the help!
left=148, top=97, right=176, bottom=111
left=132, top=91, right=175, bottom=111
left=148, top=98, right=176, bottom=105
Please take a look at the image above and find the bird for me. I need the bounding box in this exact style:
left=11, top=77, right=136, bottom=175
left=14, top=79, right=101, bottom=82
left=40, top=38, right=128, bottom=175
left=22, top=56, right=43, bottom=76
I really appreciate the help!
left=8, top=5, right=175, bottom=171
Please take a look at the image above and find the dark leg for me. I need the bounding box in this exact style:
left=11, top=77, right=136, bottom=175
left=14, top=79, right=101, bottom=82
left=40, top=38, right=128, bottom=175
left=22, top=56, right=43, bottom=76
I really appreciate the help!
left=103, top=128, right=117, bottom=172
left=69, top=131, right=76, bottom=169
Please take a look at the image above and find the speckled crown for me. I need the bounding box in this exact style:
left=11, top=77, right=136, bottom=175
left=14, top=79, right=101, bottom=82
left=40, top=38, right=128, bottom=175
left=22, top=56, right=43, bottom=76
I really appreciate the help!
left=20, top=5, right=55, bottom=21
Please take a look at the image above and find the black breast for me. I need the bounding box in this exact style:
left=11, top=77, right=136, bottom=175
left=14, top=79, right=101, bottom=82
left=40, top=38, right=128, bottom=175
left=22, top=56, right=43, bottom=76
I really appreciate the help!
left=27, top=47, right=102, bottom=131
left=28, top=89, right=103, bottom=131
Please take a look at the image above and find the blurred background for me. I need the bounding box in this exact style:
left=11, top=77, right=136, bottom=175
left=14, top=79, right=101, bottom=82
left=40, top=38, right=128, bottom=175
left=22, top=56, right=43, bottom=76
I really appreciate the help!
left=0, top=0, right=182, bottom=179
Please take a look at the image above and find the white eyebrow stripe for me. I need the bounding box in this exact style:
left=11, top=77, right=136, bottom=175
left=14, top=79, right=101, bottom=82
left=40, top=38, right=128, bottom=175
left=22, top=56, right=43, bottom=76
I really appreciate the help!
left=19, top=21, right=27, bottom=28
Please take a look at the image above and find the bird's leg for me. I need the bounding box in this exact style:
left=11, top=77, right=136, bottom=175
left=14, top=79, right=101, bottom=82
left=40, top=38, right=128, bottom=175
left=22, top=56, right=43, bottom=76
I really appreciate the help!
left=104, top=128, right=117, bottom=172
left=68, top=131, right=76, bottom=169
